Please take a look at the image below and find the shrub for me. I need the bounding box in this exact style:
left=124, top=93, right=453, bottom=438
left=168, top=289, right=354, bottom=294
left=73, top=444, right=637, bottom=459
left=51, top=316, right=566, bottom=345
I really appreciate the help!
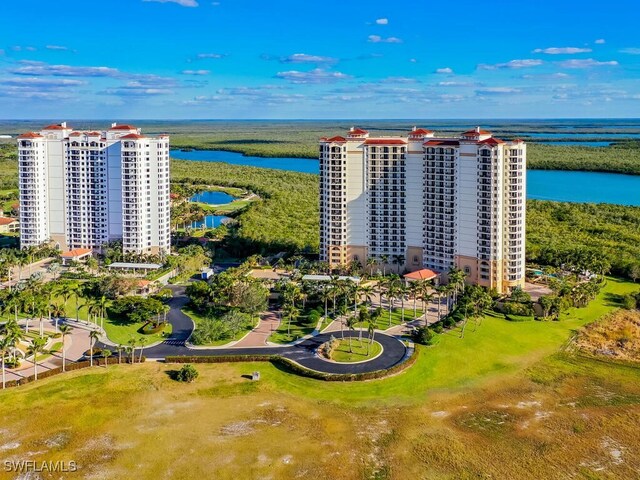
left=432, top=324, right=444, bottom=334
left=140, top=321, right=166, bottom=334
left=175, top=364, right=199, bottom=383
left=411, top=326, right=435, bottom=346
left=308, top=310, right=321, bottom=324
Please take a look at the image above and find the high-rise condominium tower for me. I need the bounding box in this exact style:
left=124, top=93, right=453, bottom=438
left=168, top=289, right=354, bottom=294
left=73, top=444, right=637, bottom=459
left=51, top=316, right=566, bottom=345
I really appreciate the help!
left=17, top=123, right=170, bottom=255
left=319, top=126, right=526, bottom=294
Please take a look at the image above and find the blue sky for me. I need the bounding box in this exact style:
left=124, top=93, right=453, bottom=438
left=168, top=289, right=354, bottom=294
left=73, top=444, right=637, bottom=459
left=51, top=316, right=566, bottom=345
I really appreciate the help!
left=1, top=0, right=639, bottom=119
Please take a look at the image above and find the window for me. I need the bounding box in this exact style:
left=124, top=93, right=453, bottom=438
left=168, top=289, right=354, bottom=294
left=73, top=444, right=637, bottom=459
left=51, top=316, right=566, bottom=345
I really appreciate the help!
left=464, top=266, right=471, bottom=275
left=413, top=255, right=419, bottom=264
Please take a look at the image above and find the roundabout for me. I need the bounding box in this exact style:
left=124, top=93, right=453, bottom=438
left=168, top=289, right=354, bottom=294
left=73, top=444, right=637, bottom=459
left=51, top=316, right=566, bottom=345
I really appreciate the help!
left=97, top=286, right=415, bottom=377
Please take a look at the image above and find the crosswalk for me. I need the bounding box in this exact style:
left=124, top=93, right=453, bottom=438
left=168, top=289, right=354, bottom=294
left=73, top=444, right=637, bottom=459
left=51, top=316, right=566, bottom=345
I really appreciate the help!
left=163, top=339, right=186, bottom=346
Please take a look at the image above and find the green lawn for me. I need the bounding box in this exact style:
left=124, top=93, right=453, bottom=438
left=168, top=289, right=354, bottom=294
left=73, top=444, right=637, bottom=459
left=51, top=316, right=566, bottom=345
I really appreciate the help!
left=102, top=316, right=172, bottom=347
left=354, top=307, right=425, bottom=330
left=182, top=306, right=257, bottom=346
left=331, top=338, right=382, bottom=363
left=269, top=313, right=317, bottom=344
left=261, top=277, right=640, bottom=404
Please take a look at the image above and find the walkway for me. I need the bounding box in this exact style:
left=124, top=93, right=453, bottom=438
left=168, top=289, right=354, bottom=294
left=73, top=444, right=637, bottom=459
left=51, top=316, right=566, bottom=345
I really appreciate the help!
left=233, top=311, right=281, bottom=347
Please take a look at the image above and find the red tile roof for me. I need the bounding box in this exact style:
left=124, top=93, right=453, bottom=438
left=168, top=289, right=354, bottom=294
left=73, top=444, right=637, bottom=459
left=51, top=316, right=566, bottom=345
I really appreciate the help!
left=424, top=140, right=459, bottom=146
left=0, top=217, right=17, bottom=226
left=109, top=124, right=137, bottom=130
left=409, top=128, right=433, bottom=135
left=120, top=133, right=145, bottom=139
left=324, top=135, right=346, bottom=142
left=348, top=128, right=368, bottom=135
left=364, top=139, right=407, bottom=145
left=404, top=268, right=438, bottom=281
left=61, top=248, right=92, bottom=258
left=18, top=132, right=43, bottom=139
left=42, top=124, right=69, bottom=130
left=69, top=131, right=84, bottom=136
left=462, top=129, right=491, bottom=135
left=479, top=137, right=505, bottom=145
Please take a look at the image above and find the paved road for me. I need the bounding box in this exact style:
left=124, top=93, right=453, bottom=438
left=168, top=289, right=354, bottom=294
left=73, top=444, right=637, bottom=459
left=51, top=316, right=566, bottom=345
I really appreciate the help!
left=116, top=285, right=410, bottom=375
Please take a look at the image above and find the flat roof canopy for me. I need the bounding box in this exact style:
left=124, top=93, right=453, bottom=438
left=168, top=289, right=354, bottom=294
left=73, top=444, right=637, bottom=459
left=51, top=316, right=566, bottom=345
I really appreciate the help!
left=301, top=274, right=360, bottom=283
left=107, top=262, right=162, bottom=270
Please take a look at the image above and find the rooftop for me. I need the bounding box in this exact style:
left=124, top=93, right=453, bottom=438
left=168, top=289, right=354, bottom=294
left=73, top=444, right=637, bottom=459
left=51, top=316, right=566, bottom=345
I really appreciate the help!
left=61, top=248, right=92, bottom=258
left=404, top=268, right=439, bottom=281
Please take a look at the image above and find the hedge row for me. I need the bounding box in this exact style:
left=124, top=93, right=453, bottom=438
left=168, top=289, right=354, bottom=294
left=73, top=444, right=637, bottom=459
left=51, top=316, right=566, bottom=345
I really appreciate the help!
left=164, top=349, right=418, bottom=382
left=3, top=356, right=146, bottom=389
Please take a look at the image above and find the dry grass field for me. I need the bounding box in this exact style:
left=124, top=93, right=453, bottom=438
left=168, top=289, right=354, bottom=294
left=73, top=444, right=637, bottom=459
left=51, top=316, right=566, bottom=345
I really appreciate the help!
left=1, top=278, right=639, bottom=480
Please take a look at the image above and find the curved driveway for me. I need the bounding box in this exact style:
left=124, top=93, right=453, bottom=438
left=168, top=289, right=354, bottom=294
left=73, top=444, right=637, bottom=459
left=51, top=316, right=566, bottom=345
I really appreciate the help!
left=117, top=286, right=410, bottom=375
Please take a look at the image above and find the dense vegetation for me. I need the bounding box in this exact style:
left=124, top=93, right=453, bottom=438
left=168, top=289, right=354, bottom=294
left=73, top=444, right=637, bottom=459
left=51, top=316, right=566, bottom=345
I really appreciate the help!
left=172, top=160, right=318, bottom=253
left=526, top=201, right=640, bottom=278
left=527, top=142, right=640, bottom=175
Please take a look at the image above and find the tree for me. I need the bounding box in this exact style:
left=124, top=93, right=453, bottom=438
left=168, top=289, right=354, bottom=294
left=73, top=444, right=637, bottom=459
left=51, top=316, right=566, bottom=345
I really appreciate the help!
left=58, top=324, right=72, bottom=372
left=345, top=312, right=357, bottom=353
left=127, top=338, right=137, bottom=363
left=138, top=337, right=147, bottom=362
left=88, top=330, right=100, bottom=367
left=0, top=336, right=10, bottom=389
left=411, top=326, right=435, bottom=345
left=102, top=349, right=112, bottom=368
left=116, top=344, right=124, bottom=364
left=28, top=337, right=47, bottom=381
left=380, top=254, right=389, bottom=276
left=629, top=263, right=640, bottom=283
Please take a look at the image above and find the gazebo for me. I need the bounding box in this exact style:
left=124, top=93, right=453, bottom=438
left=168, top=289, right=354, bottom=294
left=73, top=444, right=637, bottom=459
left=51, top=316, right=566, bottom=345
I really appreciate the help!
left=403, top=268, right=439, bottom=285
left=61, top=248, right=93, bottom=266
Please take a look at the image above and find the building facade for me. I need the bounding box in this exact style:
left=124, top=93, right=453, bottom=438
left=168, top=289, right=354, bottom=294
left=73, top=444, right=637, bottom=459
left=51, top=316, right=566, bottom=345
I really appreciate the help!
left=17, top=123, right=170, bottom=255
left=319, top=126, right=526, bottom=293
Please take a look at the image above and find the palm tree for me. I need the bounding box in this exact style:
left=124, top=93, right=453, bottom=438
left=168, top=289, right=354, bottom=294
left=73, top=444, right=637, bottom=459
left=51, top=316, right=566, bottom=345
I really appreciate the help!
left=58, top=324, right=72, bottom=372
left=380, top=254, right=389, bottom=276
left=102, top=349, right=112, bottom=368
left=97, top=295, right=112, bottom=329
left=50, top=302, right=65, bottom=332
left=28, top=336, right=47, bottom=381
left=127, top=338, right=137, bottom=363
left=116, top=344, right=124, bottom=364
left=0, top=336, right=11, bottom=389
left=319, top=284, right=332, bottom=320
left=57, top=281, right=76, bottom=321
left=345, top=313, right=357, bottom=353
left=366, top=257, right=378, bottom=276
left=138, top=337, right=147, bottom=362
left=396, top=283, right=409, bottom=323
left=88, top=330, right=100, bottom=367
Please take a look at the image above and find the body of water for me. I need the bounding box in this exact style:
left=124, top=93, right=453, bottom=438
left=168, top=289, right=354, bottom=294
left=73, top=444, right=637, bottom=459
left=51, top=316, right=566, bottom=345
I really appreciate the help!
left=535, top=141, right=612, bottom=147
left=190, top=215, right=230, bottom=229
left=519, top=132, right=640, bottom=139
left=172, top=149, right=319, bottom=174
left=173, top=150, right=640, bottom=206
left=190, top=190, right=235, bottom=204
left=527, top=170, right=640, bottom=206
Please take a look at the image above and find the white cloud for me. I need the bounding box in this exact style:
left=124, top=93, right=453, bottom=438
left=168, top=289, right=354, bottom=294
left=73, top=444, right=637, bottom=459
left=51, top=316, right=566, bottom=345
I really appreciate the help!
left=0, top=77, right=85, bottom=87
left=435, top=67, right=453, bottom=74
left=46, top=45, right=69, bottom=51
left=196, top=53, right=226, bottom=59
left=12, top=46, right=37, bottom=52
left=275, top=68, right=352, bottom=84
left=375, top=18, right=388, bottom=25
left=10, top=61, right=120, bottom=77
left=476, top=87, right=521, bottom=95
left=281, top=53, right=336, bottom=64
left=437, top=81, right=476, bottom=87
left=143, top=0, right=198, bottom=6
left=181, top=69, right=209, bottom=75
left=409, top=58, right=417, bottom=63
left=620, top=47, right=640, bottom=55
left=595, top=39, right=606, bottom=44
left=533, top=47, right=592, bottom=55
left=368, top=35, right=402, bottom=44
left=379, top=76, right=418, bottom=84
left=558, top=58, right=619, bottom=68
left=478, top=59, right=543, bottom=70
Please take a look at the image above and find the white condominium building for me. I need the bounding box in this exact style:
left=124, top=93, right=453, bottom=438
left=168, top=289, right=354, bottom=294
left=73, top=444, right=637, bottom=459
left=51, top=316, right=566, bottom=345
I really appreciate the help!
left=319, top=126, right=526, bottom=293
left=17, top=123, right=171, bottom=255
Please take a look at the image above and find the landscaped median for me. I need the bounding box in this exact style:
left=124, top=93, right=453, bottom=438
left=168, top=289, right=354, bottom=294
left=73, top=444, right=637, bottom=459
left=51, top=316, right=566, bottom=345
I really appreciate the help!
left=164, top=348, right=417, bottom=382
